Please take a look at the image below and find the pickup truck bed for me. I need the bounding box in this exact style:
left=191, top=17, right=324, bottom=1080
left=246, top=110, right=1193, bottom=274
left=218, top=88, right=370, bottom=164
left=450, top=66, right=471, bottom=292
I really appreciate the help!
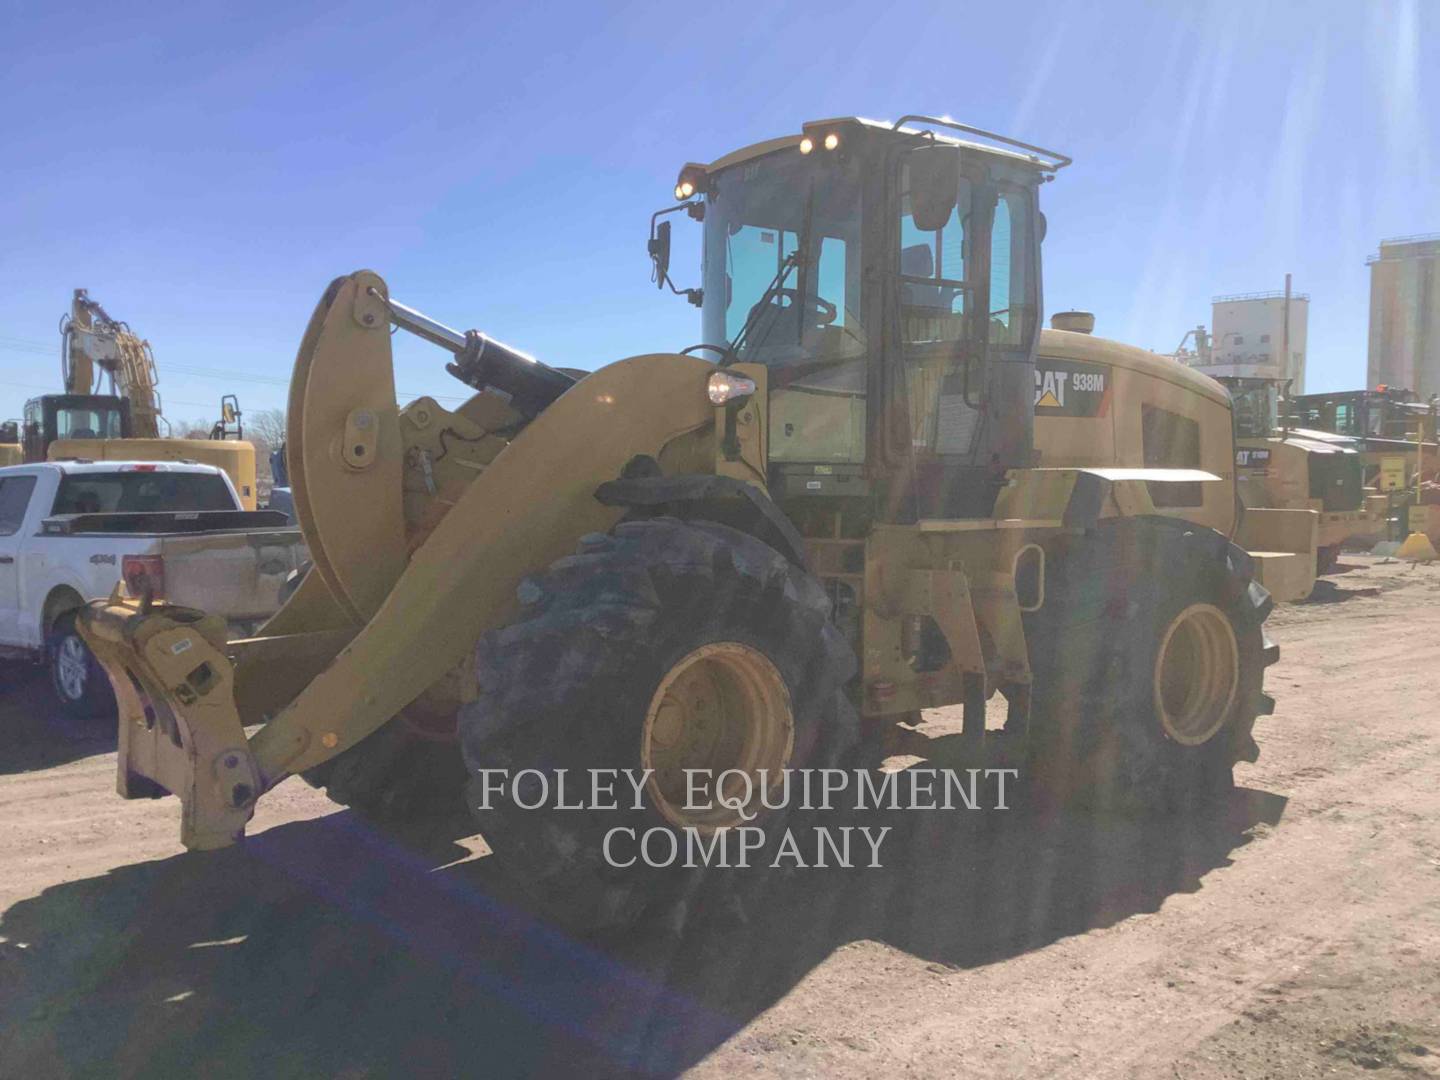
left=40, top=510, right=304, bottom=626
left=0, top=461, right=309, bottom=719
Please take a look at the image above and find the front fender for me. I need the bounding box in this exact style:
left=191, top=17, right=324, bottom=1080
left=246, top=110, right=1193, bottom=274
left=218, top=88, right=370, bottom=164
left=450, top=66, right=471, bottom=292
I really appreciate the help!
left=594, top=473, right=808, bottom=569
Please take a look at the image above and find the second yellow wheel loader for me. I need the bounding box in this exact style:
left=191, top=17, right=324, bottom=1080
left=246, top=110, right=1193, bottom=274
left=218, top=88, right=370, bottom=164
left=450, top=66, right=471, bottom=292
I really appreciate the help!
left=80, top=115, right=1279, bottom=933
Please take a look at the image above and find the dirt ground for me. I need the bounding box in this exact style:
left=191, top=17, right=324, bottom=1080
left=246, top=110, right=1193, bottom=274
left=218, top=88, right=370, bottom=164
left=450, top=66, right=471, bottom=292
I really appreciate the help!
left=2, top=554, right=1438, bottom=1079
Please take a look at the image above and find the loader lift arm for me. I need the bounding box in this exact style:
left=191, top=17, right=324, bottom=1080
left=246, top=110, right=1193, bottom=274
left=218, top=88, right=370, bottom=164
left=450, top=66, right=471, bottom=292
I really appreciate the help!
left=80, top=270, right=718, bottom=849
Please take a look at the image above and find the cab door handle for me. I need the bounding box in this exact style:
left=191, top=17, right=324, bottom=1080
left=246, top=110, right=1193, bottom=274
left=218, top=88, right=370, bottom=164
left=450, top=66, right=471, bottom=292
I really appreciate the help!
left=0, top=556, right=13, bottom=564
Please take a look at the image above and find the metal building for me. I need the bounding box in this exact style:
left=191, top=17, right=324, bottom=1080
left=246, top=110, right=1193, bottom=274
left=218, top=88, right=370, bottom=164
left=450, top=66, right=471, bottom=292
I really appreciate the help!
left=1187, top=287, right=1309, bottom=393
left=1367, top=234, right=1440, bottom=399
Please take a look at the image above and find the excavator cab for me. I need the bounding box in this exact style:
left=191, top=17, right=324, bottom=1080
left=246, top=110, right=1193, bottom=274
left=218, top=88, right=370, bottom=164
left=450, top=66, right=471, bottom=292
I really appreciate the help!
left=651, top=116, right=1069, bottom=519
left=21, top=393, right=132, bottom=462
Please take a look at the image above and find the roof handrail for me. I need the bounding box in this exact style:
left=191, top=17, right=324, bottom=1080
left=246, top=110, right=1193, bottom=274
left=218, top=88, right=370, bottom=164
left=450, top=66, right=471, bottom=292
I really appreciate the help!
left=891, top=114, right=1072, bottom=171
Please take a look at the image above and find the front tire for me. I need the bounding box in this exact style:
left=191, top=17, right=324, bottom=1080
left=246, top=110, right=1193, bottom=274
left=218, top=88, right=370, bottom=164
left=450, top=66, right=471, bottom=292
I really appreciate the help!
left=459, top=518, right=859, bottom=935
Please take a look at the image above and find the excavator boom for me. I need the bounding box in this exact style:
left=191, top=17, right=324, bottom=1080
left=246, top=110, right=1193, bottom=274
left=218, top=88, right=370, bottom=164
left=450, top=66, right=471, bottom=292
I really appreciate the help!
left=62, top=288, right=163, bottom=438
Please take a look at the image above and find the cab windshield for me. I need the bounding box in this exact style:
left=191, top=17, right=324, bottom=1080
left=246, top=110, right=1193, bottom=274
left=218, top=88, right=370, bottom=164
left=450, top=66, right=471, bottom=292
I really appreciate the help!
left=702, top=152, right=866, bottom=379
left=1228, top=380, right=1278, bottom=439
left=55, top=404, right=125, bottom=440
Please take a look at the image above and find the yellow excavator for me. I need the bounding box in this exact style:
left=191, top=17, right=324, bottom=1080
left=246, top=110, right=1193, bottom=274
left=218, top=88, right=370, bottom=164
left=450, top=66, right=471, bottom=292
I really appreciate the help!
left=21, top=289, right=258, bottom=507
left=80, top=116, right=1287, bottom=934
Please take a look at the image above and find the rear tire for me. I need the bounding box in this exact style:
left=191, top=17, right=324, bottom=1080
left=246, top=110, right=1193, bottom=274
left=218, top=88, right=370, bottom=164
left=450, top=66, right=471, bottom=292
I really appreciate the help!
left=47, top=611, right=116, bottom=722
left=459, top=518, right=859, bottom=936
left=1024, top=517, right=1276, bottom=814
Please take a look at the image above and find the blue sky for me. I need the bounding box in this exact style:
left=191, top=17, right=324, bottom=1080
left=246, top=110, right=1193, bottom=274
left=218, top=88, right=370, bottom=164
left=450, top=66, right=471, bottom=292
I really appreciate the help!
left=1, top=0, right=1435, bottom=425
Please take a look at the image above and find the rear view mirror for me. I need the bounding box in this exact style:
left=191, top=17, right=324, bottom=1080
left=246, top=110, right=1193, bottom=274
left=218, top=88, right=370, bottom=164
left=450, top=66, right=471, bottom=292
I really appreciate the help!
left=222, top=401, right=237, bottom=424
left=908, top=146, right=961, bottom=232
left=648, top=220, right=672, bottom=290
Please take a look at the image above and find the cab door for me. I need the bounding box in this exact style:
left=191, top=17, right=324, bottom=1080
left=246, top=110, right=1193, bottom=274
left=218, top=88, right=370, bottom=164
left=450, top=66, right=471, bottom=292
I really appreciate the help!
left=0, top=473, right=39, bottom=642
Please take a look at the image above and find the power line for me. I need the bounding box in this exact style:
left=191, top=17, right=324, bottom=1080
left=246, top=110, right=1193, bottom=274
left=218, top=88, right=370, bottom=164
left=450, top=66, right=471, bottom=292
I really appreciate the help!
left=0, top=378, right=231, bottom=412
left=0, top=343, right=474, bottom=405
left=0, top=336, right=55, bottom=357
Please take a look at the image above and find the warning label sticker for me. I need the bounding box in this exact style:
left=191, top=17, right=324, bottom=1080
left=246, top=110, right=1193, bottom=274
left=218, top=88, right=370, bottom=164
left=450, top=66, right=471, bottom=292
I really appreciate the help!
left=1034, top=358, right=1111, bottom=417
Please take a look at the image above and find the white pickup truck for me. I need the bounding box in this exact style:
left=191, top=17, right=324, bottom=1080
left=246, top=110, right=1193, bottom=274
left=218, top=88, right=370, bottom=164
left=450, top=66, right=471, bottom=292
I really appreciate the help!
left=0, top=460, right=307, bottom=718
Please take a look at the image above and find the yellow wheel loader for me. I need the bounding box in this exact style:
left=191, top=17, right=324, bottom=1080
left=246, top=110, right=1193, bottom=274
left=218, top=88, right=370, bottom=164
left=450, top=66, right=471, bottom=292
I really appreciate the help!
left=79, top=116, right=1279, bottom=933
left=1220, top=378, right=1386, bottom=575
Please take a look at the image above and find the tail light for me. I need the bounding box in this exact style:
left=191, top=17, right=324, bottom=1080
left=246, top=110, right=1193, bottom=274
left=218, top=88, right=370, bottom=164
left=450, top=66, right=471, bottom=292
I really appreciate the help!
left=122, top=555, right=165, bottom=601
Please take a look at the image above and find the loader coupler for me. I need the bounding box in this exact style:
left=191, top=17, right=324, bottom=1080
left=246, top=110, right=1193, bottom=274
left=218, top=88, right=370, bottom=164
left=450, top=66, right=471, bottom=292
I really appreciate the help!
left=78, top=598, right=259, bottom=851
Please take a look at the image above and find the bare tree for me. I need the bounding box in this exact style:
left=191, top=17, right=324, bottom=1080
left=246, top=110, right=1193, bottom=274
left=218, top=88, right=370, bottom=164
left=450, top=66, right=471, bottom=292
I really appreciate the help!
left=166, top=406, right=287, bottom=494
left=172, top=418, right=214, bottom=439
left=246, top=407, right=286, bottom=450
left=242, top=408, right=287, bottom=494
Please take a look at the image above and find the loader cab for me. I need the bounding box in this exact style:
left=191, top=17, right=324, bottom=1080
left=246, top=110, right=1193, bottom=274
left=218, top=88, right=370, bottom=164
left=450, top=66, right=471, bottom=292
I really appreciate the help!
left=654, top=117, right=1068, bottom=521
left=21, top=393, right=132, bottom=463
left=1224, top=378, right=1281, bottom=440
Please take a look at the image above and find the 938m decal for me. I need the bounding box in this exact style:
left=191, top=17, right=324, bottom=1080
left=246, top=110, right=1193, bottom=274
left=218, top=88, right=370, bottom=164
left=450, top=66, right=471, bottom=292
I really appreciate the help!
left=1034, top=357, right=1111, bottom=417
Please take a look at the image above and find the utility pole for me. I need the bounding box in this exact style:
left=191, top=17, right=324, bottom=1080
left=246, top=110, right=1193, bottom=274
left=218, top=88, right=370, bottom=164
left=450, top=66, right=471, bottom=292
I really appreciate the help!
left=1282, top=272, right=1291, bottom=389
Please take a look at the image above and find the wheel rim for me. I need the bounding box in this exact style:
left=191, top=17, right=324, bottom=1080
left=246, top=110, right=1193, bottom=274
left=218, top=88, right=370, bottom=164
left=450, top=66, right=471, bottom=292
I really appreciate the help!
left=1153, top=603, right=1239, bottom=746
left=56, top=635, right=89, bottom=702
left=642, top=641, right=794, bottom=831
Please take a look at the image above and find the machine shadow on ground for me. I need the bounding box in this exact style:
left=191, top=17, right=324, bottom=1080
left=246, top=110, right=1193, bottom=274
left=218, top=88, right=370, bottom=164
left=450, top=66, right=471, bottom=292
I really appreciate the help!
left=1304, top=579, right=1383, bottom=604
left=0, top=776, right=1286, bottom=1078
left=0, top=666, right=114, bottom=776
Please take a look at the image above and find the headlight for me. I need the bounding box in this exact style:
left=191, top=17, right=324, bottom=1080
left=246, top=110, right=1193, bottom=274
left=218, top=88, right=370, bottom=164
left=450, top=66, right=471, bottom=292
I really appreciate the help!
left=823, top=132, right=840, bottom=151
left=673, top=164, right=708, bottom=202
left=707, top=371, right=757, bottom=405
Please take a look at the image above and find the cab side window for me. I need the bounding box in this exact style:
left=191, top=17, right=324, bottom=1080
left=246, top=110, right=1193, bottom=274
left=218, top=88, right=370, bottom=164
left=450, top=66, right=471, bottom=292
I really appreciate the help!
left=1141, top=406, right=1202, bottom=508
left=0, top=476, right=37, bottom=536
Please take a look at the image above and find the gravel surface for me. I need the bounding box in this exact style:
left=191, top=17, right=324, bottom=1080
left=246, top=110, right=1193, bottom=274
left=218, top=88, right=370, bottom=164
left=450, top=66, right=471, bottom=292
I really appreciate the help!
left=1, top=555, right=1437, bottom=1078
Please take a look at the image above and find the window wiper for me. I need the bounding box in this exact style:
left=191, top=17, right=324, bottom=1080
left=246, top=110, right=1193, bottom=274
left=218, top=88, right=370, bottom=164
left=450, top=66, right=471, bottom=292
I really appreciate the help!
left=725, top=185, right=818, bottom=365
left=723, top=248, right=802, bottom=365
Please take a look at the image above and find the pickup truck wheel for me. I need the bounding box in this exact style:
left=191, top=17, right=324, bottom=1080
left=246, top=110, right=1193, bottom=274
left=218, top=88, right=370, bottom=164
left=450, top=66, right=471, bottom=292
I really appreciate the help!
left=47, top=612, right=117, bottom=721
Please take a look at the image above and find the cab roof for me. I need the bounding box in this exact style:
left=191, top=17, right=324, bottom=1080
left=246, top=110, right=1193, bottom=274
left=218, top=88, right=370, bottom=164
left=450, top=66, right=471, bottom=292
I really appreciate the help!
left=704, top=116, right=1070, bottom=176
